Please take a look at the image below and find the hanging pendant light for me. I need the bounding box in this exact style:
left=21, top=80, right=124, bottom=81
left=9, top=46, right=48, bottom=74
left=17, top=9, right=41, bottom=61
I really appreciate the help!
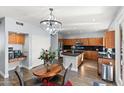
left=40, top=8, right=62, bottom=35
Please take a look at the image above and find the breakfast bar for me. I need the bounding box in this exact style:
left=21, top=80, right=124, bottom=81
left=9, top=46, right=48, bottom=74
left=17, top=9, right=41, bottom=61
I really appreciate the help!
left=62, top=52, right=84, bottom=72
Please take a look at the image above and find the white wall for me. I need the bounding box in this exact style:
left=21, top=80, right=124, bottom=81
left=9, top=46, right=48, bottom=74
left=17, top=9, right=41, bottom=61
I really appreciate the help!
left=0, top=18, right=8, bottom=78
left=5, top=17, right=51, bottom=68
left=61, top=31, right=105, bottom=39
left=109, top=7, right=124, bottom=86
left=9, top=44, right=23, bottom=51
left=0, top=17, right=51, bottom=78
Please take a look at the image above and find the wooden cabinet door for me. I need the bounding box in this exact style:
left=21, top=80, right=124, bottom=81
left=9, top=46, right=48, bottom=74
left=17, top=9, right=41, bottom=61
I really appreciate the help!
left=72, top=39, right=76, bottom=45
left=63, top=39, right=67, bottom=45
left=95, top=38, right=103, bottom=46
left=8, top=32, right=16, bottom=44
left=105, top=31, right=115, bottom=48
left=84, top=51, right=88, bottom=59
left=63, top=39, right=76, bottom=45
left=16, top=34, right=20, bottom=44
left=80, top=38, right=89, bottom=46
left=19, top=34, right=25, bottom=45
left=88, top=38, right=96, bottom=46
left=8, top=32, right=25, bottom=45
left=91, top=51, right=98, bottom=61
left=88, top=38, right=103, bottom=46
left=84, top=51, right=91, bottom=59
left=84, top=51, right=98, bottom=61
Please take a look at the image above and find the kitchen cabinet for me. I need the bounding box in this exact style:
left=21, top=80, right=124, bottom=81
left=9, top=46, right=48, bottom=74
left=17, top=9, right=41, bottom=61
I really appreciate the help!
left=98, top=58, right=115, bottom=75
left=63, top=39, right=76, bottom=45
left=17, top=34, right=25, bottom=44
left=84, top=51, right=98, bottom=61
left=8, top=32, right=25, bottom=45
left=62, top=38, right=103, bottom=46
left=77, top=53, right=83, bottom=66
left=9, top=32, right=16, bottom=44
left=104, top=31, right=115, bottom=48
left=80, top=38, right=89, bottom=46
left=88, top=38, right=103, bottom=46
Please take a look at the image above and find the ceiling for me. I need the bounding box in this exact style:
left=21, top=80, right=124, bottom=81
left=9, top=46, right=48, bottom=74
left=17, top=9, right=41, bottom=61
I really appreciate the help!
left=0, top=6, right=121, bottom=34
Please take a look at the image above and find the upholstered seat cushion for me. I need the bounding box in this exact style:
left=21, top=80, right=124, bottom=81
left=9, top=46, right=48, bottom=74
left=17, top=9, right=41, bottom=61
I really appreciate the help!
left=45, top=80, right=72, bottom=86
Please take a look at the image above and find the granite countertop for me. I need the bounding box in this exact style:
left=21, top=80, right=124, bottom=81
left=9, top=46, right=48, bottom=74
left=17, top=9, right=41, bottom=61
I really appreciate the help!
left=9, top=56, right=27, bottom=63
left=98, top=54, right=115, bottom=59
left=61, top=52, right=81, bottom=56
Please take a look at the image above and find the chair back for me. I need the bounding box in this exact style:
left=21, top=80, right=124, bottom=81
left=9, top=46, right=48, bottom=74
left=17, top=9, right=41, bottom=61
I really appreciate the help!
left=14, top=66, right=24, bottom=86
left=62, top=63, right=72, bottom=85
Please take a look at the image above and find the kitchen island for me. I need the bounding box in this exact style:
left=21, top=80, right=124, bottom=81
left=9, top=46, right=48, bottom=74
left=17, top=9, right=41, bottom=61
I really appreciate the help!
left=62, top=52, right=84, bottom=72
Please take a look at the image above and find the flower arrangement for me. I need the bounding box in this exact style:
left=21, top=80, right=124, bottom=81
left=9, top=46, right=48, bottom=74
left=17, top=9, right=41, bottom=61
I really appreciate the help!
left=38, top=49, right=56, bottom=65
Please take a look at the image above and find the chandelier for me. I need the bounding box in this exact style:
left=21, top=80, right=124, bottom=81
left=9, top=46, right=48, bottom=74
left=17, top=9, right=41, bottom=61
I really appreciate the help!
left=40, top=8, right=62, bottom=35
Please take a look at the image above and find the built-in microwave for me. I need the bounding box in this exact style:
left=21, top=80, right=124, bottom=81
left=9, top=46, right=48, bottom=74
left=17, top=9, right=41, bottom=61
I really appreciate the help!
left=9, top=52, right=14, bottom=59
left=8, top=47, right=14, bottom=59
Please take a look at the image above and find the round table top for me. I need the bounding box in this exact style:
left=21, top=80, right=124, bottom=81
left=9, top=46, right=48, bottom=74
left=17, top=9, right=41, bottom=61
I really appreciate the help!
left=33, top=64, right=62, bottom=78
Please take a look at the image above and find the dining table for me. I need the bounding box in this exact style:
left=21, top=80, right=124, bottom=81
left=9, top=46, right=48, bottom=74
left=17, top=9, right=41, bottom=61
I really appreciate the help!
left=33, top=64, right=63, bottom=80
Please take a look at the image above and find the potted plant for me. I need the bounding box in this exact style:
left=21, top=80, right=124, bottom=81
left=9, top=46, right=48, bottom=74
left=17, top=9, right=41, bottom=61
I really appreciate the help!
left=38, top=49, right=56, bottom=71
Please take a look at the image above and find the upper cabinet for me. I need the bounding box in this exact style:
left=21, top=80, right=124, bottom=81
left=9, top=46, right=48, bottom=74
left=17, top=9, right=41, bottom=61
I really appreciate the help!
left=88, top=38, right=103, bottom=46
left=63, top=39, right=76, bottom=45
left=8, top=32, right=25, bottom=45
left=104, top=31, right=115, bottom=48
left=80, top=38, right=89, bottom=46
left=62, top=38, right=103, bottom=46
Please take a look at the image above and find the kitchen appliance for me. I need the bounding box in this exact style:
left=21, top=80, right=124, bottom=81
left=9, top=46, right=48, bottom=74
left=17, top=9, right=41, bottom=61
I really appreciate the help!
left=8, top=47, right=14, bottom=59
left=75, top=42, right=84, bottom=53
left=101, top=64, right=114, bottom=81
left=14, top=50, right=22, bottom=58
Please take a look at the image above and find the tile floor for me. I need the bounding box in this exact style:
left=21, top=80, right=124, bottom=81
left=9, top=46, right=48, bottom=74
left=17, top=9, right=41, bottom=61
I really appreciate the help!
left=0, top=59, right=115, bottom=86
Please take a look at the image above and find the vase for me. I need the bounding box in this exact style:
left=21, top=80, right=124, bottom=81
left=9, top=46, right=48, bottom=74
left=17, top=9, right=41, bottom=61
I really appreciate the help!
left=46, top=63, right=50, bottom=72
left=44, top=61, right=51, bottom=72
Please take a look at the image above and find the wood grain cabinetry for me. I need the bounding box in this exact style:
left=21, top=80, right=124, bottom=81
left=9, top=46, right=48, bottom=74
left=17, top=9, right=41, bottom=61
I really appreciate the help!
left=9, top=32, right=16, bottom=44
left=77, top=53, right=83, bottom=66
left=62, top=38, right=103, bottom=46
left=104, top=31, right=115, bottom=48
left=98, top=58, right=115, bottom=75
left=80, top=38, right=89, bottom=46
left=84, top=51, right=98, bottom=61
left=8, top=32, right=25, bottom=45
left=88, top=38, right=103, bottom=46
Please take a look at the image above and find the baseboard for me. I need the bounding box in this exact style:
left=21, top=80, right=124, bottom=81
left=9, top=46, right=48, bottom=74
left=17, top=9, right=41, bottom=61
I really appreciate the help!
left=0, top=71, right=9, bottom=78
left=21, top=65, right=32, bottom=70
left=31, top=63, right=43, bottom=69
left=0, top=71, right=5, bottom=78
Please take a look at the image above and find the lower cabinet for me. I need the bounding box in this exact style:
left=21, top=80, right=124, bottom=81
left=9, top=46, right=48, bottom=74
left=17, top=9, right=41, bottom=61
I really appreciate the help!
left=84, top=51, right=98, bottom=61
left=77, top=53, right=84, bottom=66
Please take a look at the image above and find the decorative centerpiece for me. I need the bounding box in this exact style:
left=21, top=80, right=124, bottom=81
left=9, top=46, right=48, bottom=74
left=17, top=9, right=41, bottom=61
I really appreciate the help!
left=38, top=49, right=56, bottom=72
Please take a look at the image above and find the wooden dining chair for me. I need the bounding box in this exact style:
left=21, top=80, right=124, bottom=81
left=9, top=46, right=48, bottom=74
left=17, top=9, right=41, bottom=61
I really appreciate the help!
left=15, top=66, right=42, bottom=86
left=44, top=63, right=73, bottom=86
